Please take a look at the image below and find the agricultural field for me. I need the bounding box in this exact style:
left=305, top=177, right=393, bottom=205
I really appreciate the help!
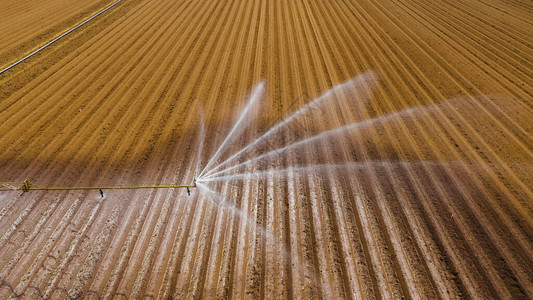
left=0, top=0, right=532, bottom=298
left=0, top=0, right=115, bottom=68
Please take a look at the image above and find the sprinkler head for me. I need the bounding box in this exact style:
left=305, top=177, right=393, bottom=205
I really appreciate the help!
left=192, top=179, right=197, bottom=187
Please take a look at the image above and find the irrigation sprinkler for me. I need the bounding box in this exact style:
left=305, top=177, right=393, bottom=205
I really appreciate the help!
left=0, top=178, right=197, bottom=196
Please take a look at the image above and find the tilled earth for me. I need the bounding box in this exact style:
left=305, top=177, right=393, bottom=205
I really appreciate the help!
left=0, top=0, right=532, bottom=298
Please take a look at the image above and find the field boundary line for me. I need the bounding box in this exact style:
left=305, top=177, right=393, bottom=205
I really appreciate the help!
left=0, top=0, right=123, bottom=75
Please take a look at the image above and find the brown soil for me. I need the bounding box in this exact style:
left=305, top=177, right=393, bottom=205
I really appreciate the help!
left=0, top=0, right=531, bottom=298
left=0, top=0, right=117, bottom=68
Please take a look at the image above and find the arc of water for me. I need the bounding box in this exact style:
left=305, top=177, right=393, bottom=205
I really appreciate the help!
left=197, top=182, right=233, bottom=207
left=198, top=81, right=265, bottom=177
left=201, top=101, right=447, bottom=180
left=197, top=160, right=499, bottom=183
left=199, top=163, right=365, bottom=182
left=201, top=71, right=378, bottom=178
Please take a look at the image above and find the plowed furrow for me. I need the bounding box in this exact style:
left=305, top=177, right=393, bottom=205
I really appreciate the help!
left=360, top=0, right=528, bottom=288
left=0, top=0, right=531, bottom=298
left=0, top=0, right=172, bottom=162
left=350, top=0, right=533, bottom=225
left=0, top=0, right=113, bottom=66
left=308, top=1, right=444, bottom=295
left=300, top=1, right=425, bottom=297
left=460, top=0, right=533, bottom=32
left=390, top=0, right=533, bottom=109
left=366, top=0, right=533, bottom=152
left=324, top=0, right=528, bottom=296
left=311, top=2, right=452, bottom=297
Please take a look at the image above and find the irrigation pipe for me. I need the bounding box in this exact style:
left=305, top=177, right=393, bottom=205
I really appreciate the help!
left=1, top=179, right=196, bottom=193
left=0, top=0, right=124, bottom=75
left=0, top=185, right=196, bottom=192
